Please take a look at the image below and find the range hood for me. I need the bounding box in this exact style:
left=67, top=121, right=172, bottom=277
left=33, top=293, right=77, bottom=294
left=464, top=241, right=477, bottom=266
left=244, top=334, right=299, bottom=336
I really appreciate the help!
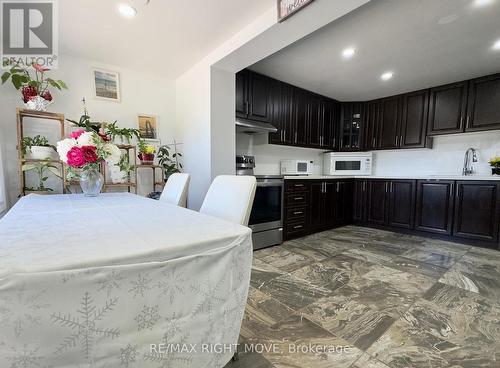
left=236, top=119, right=278, bottom=134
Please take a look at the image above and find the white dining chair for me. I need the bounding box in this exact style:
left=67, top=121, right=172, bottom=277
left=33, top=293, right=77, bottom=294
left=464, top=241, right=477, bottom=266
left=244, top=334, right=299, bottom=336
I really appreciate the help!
left=200, top=175, right=257, bottom=226
left=159, top=173, right=190, bottom=207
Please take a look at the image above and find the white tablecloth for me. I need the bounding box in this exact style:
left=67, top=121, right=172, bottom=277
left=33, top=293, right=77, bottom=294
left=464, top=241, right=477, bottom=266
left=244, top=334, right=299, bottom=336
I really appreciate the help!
left=0, top=193, right=253, bottom=368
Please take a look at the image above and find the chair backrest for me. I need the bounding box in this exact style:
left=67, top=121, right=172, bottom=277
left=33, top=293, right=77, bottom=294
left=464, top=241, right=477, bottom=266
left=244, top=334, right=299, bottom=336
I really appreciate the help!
left=160, top=173, right=190, bottom=207
left=200, top=175, right=257, bottom=226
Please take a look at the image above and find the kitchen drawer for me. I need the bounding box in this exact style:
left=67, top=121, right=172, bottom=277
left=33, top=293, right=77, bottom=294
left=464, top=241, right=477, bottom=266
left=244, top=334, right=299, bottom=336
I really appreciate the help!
left=285, top=221, right=308, bottom=237
left=285, top=192, right=309, bottom=207
left=285, top=206, right=307, bottom=222
left=285, top=181, right=310, bottom=192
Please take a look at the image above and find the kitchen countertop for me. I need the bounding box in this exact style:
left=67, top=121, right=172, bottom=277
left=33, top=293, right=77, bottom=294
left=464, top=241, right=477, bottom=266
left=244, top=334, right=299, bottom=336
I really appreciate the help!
left=283, top=174, right=500, bottom=181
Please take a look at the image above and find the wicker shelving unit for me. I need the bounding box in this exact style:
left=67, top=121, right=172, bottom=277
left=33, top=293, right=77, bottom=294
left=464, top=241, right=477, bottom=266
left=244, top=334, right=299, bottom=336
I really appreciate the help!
left=16, top=108, right=68, bottom=196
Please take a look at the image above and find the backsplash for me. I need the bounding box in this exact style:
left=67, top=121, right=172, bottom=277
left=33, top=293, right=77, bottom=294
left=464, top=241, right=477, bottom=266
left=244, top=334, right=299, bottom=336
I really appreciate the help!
left=236, top=130, right=500, bottom=176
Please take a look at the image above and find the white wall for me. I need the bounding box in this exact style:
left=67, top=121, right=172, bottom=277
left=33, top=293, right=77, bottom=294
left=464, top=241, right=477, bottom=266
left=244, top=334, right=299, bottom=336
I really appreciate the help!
left=236, top=130, right=500, bottom=177
left=0, top=54, right=175, bottom=207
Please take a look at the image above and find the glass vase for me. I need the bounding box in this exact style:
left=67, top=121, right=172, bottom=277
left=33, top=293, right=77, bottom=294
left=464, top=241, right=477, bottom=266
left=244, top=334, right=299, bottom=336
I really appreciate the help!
left=80, top=167, right=104, bottom=197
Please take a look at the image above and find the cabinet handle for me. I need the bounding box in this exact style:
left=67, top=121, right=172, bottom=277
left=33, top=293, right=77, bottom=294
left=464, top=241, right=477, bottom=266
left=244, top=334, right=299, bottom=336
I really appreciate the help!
left=466, top=116, right=470, bottom=128
left=294, top=184, right=304, bottom=188
left=363, top=181, right=366, bottom=191
left=295, top=132, right=298, bottom=143
left=337, top=182, right=340, bottom=192
left=246, top=101, right=250, bottom=115
left=294, top=197, right=304, bottom=200
left=293, top=225, right=303, bottom=229
left=390, top=182, right=393, bottom=193
left=293, top=211, right=303, bottom=215
left=385, top=182, right=388, bottom=193
left=372, top=137, right=376, bottom=148
left=333, top=137, right=336, bottom=147
left=460, top=116, right=464, bottom=127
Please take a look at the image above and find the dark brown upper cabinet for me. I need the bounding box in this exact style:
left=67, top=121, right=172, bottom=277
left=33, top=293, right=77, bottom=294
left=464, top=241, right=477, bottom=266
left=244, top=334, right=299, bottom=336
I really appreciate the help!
left=364, top=100, right=380, bottom=150
left=323, top=99, right=339, bottom=149
left=339, top=102, right=364, bottom=151
left=466, top=73, right=500, bottom=132
left=293, top=88, right=309, bottom=146
left=453, top=181, right=500, bottom=243
left=427, top=81, right=468, bottom=136
left=268, top=79, right=282, bottom=144
left=378, top=96, right=402, bottom=149
left=236, top=70, right=272, bottom=123
left=307, top=93, right=324, bottom=148
left=235, top=70, right=248, bottom=118
left=400, top=90, right=431, bottom=148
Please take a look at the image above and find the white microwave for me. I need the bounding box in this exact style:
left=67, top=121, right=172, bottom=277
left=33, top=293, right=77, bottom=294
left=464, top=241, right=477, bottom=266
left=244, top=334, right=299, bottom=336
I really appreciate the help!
left=280, top=160, right=313, bottom=175
left=323, top=152, right=373, bottom=176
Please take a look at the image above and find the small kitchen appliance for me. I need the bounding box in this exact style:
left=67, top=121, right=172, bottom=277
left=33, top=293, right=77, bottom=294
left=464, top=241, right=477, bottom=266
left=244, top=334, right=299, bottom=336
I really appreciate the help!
left=280, top=159, right=313, bottom=176
left=323, top=152, right=373, bottom=176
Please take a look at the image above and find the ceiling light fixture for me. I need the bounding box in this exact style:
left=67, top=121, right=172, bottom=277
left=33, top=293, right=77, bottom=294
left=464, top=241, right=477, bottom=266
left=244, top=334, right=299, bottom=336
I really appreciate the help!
left=381, top=72, right=394, bottom=81
left=118, top=3, right=137, bottom=18
left=493, top=39, right=500, bottom=50
left=472, top=0, right=495, bottom=7
left=342, top=47, right=356, bottom=59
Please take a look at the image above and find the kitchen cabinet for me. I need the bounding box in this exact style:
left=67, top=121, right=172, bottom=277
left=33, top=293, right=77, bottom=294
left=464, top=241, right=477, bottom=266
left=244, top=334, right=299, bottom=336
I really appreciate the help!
left=427, top=81, right=468, bottom=136
left=307, top=94, right=324, bottom=148
left=235, top=70, right=248, bottom=119
left=353, top=179, right=367, bottom=222
left=283, top=181, right=310, bottom=240
left=310, top=180, right=353, bottom=230
left=293, top=88, right=309, bottom=146
left=364, top=100, right=380, bottom=150
left=235, top=70, right=273, bottom=123
left=378, top=96, right=402, bottom=149
left=323, top=99, right=339, bottom=149
left=366, top=180, right=388, bottom=225
left=466, top=73, right=500, bottom=132
left=415, top=180, right=454, bottom=235
left=453, top=181, right=500, bottom=242
left=335, top=180, right=354, bottom=225
left=268, top=79, right=283, bottom=144
left=387, top=180, right=416, bottom=229
left=339, top=102, right=364, bottom=151
left=400, top=90, right=431, bottom=148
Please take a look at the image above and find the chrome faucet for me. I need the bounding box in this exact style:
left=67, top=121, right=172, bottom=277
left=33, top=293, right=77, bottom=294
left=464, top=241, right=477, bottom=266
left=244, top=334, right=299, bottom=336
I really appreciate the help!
left=462, top=148, right=478, bottom=176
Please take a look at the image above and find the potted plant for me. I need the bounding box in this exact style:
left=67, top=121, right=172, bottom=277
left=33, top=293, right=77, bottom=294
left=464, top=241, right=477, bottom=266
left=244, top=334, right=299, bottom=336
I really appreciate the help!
left=21, top=135, right=56, bottom=160
left=489, top=157, right=500, bottom=175
left=22, top=160, right=62, bottom=194
left=1, top=61, right=67, bottom=111
left=66, top=114, right=102, bottom=134
left=105, top=122, right=141, bottom=144
left=137, top=140, right=156, bottom=165
left=109, top=153, right=135, bottom=184
left=157, top=142, right=183, bottom=180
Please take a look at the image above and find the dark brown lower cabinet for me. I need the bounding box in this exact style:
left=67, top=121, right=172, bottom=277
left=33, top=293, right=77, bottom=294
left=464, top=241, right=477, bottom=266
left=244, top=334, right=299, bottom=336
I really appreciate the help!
left=415, top=180, right=454, bottom=235
left=284, top=178, right=500, bottom=249
left=453, top=181, right=500, bottom=242
left=367, top=180, right=389, bottom=225
left=353, top=180, right=367, bottom=222
left=388, top=180, right=416, bottom=229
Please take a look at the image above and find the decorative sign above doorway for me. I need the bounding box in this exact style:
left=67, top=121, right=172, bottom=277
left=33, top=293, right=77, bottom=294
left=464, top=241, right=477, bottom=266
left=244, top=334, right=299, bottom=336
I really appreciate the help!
left=278, top=0, right=314, bottom=22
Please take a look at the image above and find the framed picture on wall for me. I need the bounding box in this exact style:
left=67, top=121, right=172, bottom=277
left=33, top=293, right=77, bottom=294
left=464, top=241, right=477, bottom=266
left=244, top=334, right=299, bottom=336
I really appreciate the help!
left=138, top=114, right=158, bottom=140
left=278, top=0, right=314, bottom=22
left=93, top=68, right=121, bottom=101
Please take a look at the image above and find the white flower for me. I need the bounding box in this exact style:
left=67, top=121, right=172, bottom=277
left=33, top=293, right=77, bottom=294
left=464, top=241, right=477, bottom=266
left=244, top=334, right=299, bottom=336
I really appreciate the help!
left=76, top=132, right=95, bottom=147
left=104, top=143, right=122, bottom=165
left=56, top=138, right=76, bottom=163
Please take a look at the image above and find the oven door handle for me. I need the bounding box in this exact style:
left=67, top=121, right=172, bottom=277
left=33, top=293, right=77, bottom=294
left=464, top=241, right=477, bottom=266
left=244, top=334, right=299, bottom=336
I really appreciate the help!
left=256, top=181, right=284, bottom=188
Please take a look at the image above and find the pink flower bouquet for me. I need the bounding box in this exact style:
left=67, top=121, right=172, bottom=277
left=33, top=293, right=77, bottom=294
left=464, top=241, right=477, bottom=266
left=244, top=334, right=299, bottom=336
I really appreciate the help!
left=57, top=130, right=121, bottom=178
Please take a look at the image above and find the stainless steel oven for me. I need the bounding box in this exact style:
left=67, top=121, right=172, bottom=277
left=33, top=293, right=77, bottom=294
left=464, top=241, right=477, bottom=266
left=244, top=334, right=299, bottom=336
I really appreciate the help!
left=248, top=175, right=284, bottom=250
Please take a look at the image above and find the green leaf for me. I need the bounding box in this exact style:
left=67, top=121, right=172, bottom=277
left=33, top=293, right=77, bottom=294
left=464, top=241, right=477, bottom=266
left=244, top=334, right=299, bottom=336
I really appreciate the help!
left=22, top=164, right=36, bottom=171
left=57, top=80, right=68, bottom=89
left=11, top=74, right=22, bottom=90
left=47, top=166, right=62, bottom=178
left=1, top=72, right=10, bottom=84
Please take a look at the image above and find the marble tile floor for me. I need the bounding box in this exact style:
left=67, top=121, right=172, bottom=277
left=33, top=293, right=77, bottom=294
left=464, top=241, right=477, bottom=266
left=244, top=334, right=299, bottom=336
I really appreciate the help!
left=225, top=225, right=500, bottom=368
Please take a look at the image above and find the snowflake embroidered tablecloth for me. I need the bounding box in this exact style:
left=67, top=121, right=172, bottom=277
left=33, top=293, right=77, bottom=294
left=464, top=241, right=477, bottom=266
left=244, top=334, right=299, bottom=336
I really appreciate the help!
left=0, top=193, right=253, bottom=368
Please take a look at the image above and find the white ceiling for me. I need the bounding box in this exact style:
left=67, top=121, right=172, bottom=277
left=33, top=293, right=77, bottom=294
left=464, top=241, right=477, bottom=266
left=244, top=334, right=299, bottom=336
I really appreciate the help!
left=59, top=0, right=273, bottom=79
left=250, top=0, right=500, bottom=101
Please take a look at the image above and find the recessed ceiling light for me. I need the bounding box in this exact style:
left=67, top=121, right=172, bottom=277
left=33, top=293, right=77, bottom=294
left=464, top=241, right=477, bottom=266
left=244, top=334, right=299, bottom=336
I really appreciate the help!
left=118, top=3, right=137, bottom=18
left=493, top=39, right=500, bottom=50
left=342, top=47, right=356, bottom=59
left=381, top=72, right=394, bottom=81
left=473, top=0, right=495, bottom=7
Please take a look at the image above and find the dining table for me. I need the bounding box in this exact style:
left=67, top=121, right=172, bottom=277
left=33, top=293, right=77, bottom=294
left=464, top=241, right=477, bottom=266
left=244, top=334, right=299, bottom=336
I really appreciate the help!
left=0, top=193, right=253, bottom=368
